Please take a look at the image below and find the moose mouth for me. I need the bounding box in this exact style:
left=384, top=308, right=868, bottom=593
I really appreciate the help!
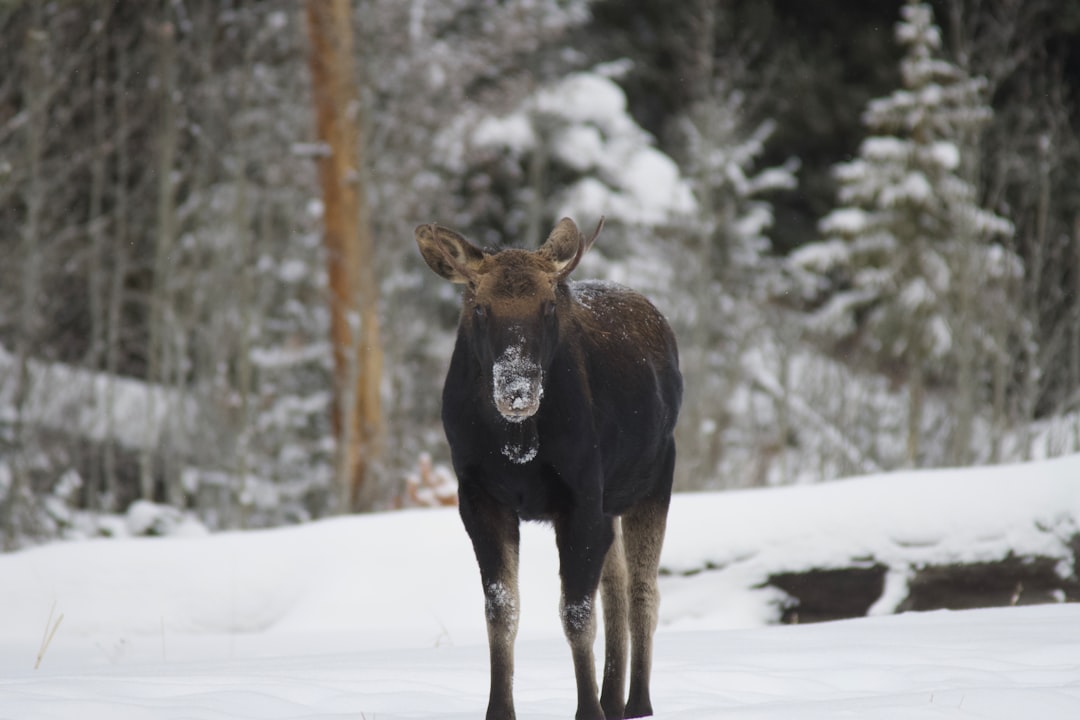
left=492, top=345, right=544, bottom=422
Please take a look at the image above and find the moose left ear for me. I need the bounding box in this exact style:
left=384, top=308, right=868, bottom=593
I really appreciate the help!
left=539, top=216, right=604, bottom=280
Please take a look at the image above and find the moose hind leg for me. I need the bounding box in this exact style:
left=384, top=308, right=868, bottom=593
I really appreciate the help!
left=555, top=512, right=613, bottom=720
left=599, top=518, right=629, bottom=719
left=622, top=497, right=669, bottom=718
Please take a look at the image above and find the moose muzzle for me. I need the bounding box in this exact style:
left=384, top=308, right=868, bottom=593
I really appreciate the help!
left=492, top=344, right=544, bottom=421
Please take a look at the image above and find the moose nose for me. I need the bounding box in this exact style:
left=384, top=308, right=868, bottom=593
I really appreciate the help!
left=492, top=345, right=543, bottom=422
left=498, top=381, right=541, bottom=420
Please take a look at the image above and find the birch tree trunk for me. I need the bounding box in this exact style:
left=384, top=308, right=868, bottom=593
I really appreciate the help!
left=305, top=0, right=384, bottom=513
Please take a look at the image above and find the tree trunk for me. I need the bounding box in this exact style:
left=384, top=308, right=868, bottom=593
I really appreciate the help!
left=1073, top=214, right=1080, bottom=451
left=1017, top=134, right=1053, bottom=461
left=951, top=230, right=976, bottom=467
left=84, top=0, right=114, bottom=513
left=305, top=0, right=384, bottom=513
left=103, top=28, right=132, bottom=513
left=143, top=18, right=179, bottom=503
left=906, top=350, right=924, bottom=468
left=4, top=12, right=47, bottom=550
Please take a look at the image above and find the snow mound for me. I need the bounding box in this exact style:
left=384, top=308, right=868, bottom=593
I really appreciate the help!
left=661, top=455, right=1079, bottom=626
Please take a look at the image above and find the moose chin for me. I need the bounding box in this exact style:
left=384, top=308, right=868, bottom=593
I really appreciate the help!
left=416, top=216, right=682, bottom=720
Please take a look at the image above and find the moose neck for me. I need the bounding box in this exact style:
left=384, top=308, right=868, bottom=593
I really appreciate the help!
left=499, top=415, right=540, bottom=465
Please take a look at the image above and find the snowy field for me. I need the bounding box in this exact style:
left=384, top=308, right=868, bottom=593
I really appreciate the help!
left=2, top=456, right=1079, bottom=718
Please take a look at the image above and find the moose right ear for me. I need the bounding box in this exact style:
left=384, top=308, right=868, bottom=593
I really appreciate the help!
left=415, top=223, right=485, bottom=284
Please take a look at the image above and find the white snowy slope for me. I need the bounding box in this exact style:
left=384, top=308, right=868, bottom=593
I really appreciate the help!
left=1, top=456, right=1079, bottom=718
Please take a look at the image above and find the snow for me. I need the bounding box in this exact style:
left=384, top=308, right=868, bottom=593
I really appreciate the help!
left=249, top=343, right=330, bottom=370
left=819, top=207, right=869, bottom=235
left=861, top=135, right=909, bottom=162
left=927, top=140, right=960, bottom=170
left=789, top=238, right=850, bottom=272
left=616, top=146, right=697, bottom=221
left=881, top=170, right=933, bottom=206
left=899, top=275, right=935, bottom=310
left=486, top=582, right=518, bottom=625
left=745, top=161, right=800, bottom=195
left=466, top=69, right=698, bottom=227
left=661, top=455, right=1078, bottom=599
left=2, top=456, right=1079, bottom=718
left=558, top=176, right=611, bottom=221
left=898, top=4, right=939, bottom=44
left=569, top=279, right=627, bottom=313
left=981, top=241, right=1024, bottom=279
left=492, top=341, right=543, bottom=421
left=123, top=500, right=209, bottom=539
left=502, top=439, right=539, bottom=465
left=552, top=123, right=605, bottom=171
left=0, top=345, right=200, bottom=453
left=472, top=112, right=537, bottom=155
left=531, top=72, right=635, bottom=135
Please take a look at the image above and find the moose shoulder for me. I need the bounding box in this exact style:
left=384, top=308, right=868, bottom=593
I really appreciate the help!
left=415, top=217, right=682, bottom=720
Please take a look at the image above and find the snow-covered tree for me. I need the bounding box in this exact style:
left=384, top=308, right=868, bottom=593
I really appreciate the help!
left=789, top=0, right=1017, bottom=466
left=678, top=90, right=799, bottom=296
left=672, top=85, right=800, bottom=490
left=444, top=66, right=697, bottom=247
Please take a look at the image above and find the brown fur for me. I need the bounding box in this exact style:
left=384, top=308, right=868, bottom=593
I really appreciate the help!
left=415, top=217, right=680, bottom=720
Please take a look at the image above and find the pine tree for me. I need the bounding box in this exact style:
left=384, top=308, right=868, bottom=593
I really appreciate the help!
left=789, top=0, right=1016, bottom=466
left=674, top=86, right=799, bottom=488
left=460, top=67, right=698, bottom=243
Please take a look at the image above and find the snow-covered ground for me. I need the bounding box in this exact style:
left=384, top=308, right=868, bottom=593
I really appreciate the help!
left=2, top=456, right=1079, bottom=718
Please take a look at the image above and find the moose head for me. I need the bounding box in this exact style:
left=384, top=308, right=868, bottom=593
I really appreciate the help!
left=415, top=217, right=604, bottom=423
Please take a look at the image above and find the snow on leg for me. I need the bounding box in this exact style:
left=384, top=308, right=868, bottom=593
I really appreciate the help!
left=555, top=509, right=613, bottom=720
left=459, top=483, right=521, bottom=720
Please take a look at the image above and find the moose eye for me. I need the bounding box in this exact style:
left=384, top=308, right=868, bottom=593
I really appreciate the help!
left=542, top=301, right=556, bottom=319
left=474, top=305, right=488, bottom=323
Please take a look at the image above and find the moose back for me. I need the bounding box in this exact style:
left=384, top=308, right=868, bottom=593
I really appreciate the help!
left=415, top=217, right=682, bottom=720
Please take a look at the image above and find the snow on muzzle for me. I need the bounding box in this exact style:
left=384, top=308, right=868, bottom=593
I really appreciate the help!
left=492, top=343, right=543, bottom=422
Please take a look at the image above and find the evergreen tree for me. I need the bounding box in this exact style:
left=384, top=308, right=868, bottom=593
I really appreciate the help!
left=673, top=86, right=800, bottom=489
left=789, top=0, right=1016, bottom=465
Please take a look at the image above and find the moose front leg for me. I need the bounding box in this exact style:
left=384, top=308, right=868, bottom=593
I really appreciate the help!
left=555, top=509, right=615, bottom=720
left=459, top=485, right=522, bottom=720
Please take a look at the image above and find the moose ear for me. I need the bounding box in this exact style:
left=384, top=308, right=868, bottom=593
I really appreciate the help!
left=539, top=216, right=605, bottom=280
left=415, top=223, right=485, bottom=284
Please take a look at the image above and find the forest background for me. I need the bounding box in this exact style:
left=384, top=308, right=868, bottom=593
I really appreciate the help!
left=1, top=0, right=1079, bottom=549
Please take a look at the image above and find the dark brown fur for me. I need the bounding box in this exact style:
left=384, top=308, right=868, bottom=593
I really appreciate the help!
left=416, top=218, right=682, bottom=720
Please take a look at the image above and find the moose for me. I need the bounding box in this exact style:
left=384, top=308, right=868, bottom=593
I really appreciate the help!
left=415, top=217, right=682, bottom=720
